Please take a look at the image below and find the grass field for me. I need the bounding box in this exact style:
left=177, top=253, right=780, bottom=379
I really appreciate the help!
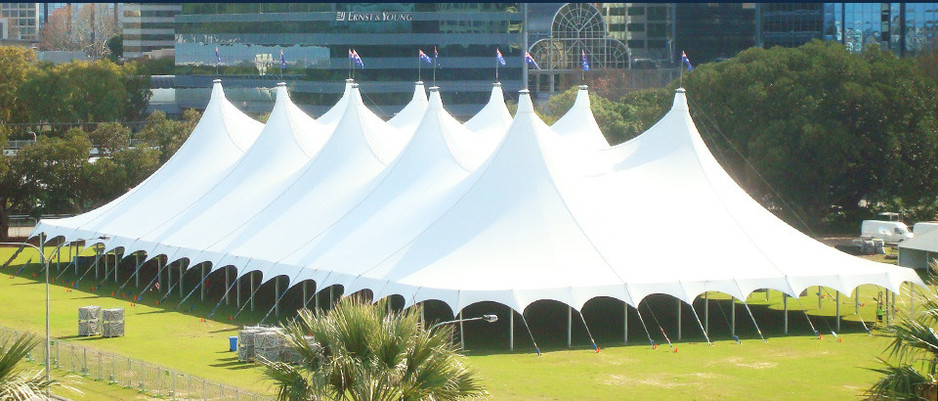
left=0, top=244, right=925, bottom=400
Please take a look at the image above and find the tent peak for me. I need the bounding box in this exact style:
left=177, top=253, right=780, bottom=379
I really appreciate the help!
left=212, top=78, right=222, bottom=84
left=672, top=87, right=689, bottom=111
left=579, top=84, right=588, bottom=90
left=277, top=82, right=287, bottom=87
left=415, top=80, right=424, bottom=85
left=492, top=82, right=502, bottom=87
left=517, top=89, right=533, bottom=114
left=428, top=87, right=442, bottom=110
left=346, top=78, right=355, bottom=83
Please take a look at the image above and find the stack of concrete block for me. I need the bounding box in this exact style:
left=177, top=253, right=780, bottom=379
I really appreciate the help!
left=101, top=308, right=124, bottom=337
left=254, top=328, right=286, bottom=363
left=78, top=306, right=102, bottom=336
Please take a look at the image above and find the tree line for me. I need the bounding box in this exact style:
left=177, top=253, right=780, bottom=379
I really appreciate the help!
left=540, top=40, right=938, bottom=234
left=0, top=45, right=196, bottom=240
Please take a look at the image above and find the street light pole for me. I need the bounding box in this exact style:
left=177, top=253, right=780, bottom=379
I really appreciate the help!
left=1, top=235, right=107, bottom=395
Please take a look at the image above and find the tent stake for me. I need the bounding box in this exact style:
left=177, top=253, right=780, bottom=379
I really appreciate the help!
left=688, top=301, right=712, bottom=345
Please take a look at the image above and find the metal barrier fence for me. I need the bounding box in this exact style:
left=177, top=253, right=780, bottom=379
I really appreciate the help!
left=0, top=326, right=275, bottom=401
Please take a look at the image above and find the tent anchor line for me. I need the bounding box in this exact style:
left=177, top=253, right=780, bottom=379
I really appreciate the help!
left=135, top=259, right=165, bottom=303
left=52, top=259, right=79, bottom=283
left=1, top=244, right=26, bottom=271
left=633, top=305, right=656, bottom=348
left=741, top=302, right=766, bottom=343
left=177, top=273, right=207, bottom=310
left=233, top=278, right=264, bottom=319
left=74, top=252, right=104, bottom=288
left=793, top=298, right=821, bottom=339
left=576, top=308, right=599, bottom=352
left=208, top=275, right=240, bottom=319
left=643, top=302, right=676, bottom=352
left=711, top=297, right=740, bottom=344
left=518, top=313, right=542, bottom=356
left=688, top=301, right=712, bottom=346
left=13, top=257, right=33, bottom=277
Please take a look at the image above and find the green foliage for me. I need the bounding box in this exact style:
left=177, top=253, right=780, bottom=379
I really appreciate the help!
left=540, top=86, right=671, bottom=145
left=682, top=40, right=938, bottom=230
left=136, top=109, right=200, bottom=163
left=89, top=122, right=130, bottom=157
left=0, top=333, right=57, bottom=400
left=106, top=34, right=123, bottom=62
left=0, top=47, right=37, bottom=123
left=262, top=296, right=486, bottom=401
left=6, top=129, right=92, bottom=218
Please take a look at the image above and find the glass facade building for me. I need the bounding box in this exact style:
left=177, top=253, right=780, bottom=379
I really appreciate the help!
left=124, top=3, right=180, bottom=59
left=674, top=3, right=758, bottom=64
left=760, top=3, right=938, bottom=57
left=175, top=3, right=523, bottom=118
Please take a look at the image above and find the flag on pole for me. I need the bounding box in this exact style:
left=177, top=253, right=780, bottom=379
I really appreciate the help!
left=280, top=49, right=286, bottom=69
left=681, top=51, right=693, bottom=71
left=496, top=48, right=506, bottom=66
left=215, top=47, right=221, bottom=63
left=419, top=49, right=432, bottom=64
left=350, top=49, right=364, bottom=68
left=434, top=46, right=438, bottom=61
left=581, top=50, right=589, bottom=71
left=525, top=52, right=540, bottom=70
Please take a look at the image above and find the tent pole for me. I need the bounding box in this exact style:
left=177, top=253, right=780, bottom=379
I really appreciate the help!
left=731, top=298, right=736, bottom=338
left=315, top=285, right=320, bottom=311
left=275, top=277, right=280, bottom=318
left=56, top=246, right=61, bottom=273
left=250, top=273, right=255, bottom=312
left=302, top=281, right=307, bottom=311
left=676, top=299, right=682, bottom=341
left=783, top=293, right=788, bottom=335
left=179, top=264, right=184, bottom=297
left=225, top=269, right=230, bottom=306
left=885, top=289, right=890, bottom=325
left=855, top=287, right=859, bottom=314
left=704, top=292, right=709, bottom=336
left=207, top=278, right=239, bottom=319
left=891, top=291, right=896, bottom=323
left=329, top=287, right=334, bottom=310
left=166, top=260, right=172, bottom=294
left=459, top=311, right=465, bottom=350
left=134, top=254, right=140, bottom=288
left=836, top=291, right=841, bottom=332
left=95, top=246, right=100, bottom=280
left=200, top=263, right=206, bottom=302
left=236, top=274, right=241, bottom=308
left=688, top=302, right=712, bottom=346
left=157, top=258, right=163, bottom=293
left=509, top=307, right=514, bottom=351
left=623, top=303, right=628, bottom=344
left=818, top=286, right=822, bottom=310
left=567, top=306, right=572, bottom=348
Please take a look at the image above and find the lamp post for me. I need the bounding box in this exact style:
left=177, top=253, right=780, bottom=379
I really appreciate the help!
left=428, top=314, right=498, bottom=332
left=1, top=235, right=107, bottom=395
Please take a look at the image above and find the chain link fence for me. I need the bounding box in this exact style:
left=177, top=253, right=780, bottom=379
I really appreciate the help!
left=0, top=326, right=275, bottom=401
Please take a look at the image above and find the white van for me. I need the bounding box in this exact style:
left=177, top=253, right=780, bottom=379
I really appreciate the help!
left=861, top=220, right=913, bottom=243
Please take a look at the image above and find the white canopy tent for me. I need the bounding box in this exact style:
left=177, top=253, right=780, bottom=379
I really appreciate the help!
left=32, top=81, right=923, bottom=337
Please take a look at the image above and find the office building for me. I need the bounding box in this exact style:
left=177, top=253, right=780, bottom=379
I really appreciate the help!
left=1, top=3, right=39, bottom=41
left=124, top=3, right=180, bottom=59
left=174, top=3, right=523, bottom=118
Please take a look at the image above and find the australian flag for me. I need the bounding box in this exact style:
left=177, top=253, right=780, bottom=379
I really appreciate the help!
left=525, top=52, right=540, bottom=70
left=681, top=51, right=693, bottom=71
left=581, top=50, right=589, bottom=71
left=215, top=47, right=221, bottom=63
left=496, top=48, right=506, bottom=66
left=419, top=49, right=432, bottom=64
left=349, top=49, right=364, bottom=68
left=280, top=49, right=286, bottom=69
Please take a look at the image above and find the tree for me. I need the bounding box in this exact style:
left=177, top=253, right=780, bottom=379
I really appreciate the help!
left=106, top=34, right=122, bottom=62
left=137, top=110, right=200, bottom=164
left=0, top=47, right=37, bottom=123
left=39, top=4, right=117, bottom=57
left=866, top=267, right=938, bottom=400
left=0, top=333, right=60, bottom=400
left=88, top=122, right=130, bottom=157
left=682, top=40, right=938, bottom=230
left=262, top=296, right=486, bottom=401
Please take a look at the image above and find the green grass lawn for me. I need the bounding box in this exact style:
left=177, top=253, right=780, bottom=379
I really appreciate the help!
left=0, top=245, right=925, bottom=400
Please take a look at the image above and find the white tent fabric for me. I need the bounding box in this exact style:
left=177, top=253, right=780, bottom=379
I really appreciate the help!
left=898, top=229, right=938, bottom=269
left=33, top=80, right=264, bottom=245
left=32, top=81, right=923, bottom=317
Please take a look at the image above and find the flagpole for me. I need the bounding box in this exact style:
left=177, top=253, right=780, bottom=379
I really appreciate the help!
left=348, top=49, right=352, bottom=80
left=418, top=51, right=421, bottom=82
left=496, top=55, right=499, bottom=81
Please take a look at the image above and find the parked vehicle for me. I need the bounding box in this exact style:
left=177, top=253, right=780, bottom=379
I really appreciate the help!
left=861, top=220, right=913, bottom=243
